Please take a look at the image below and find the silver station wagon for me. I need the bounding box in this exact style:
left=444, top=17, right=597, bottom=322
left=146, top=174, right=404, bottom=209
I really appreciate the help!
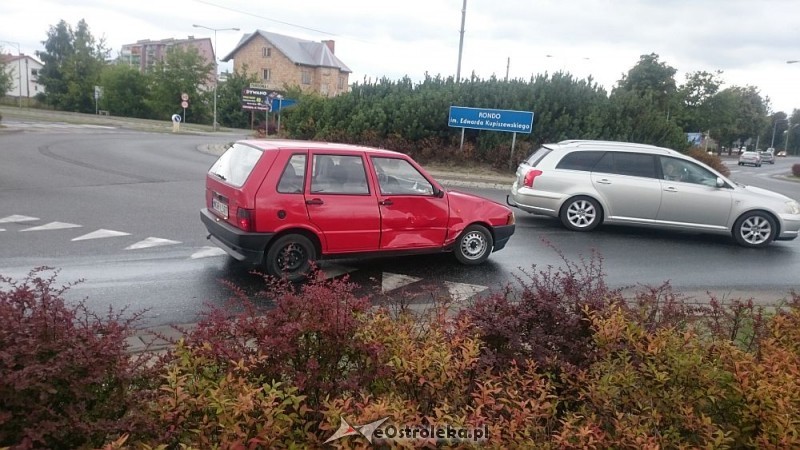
left=508, top=140, right=800, bottom=248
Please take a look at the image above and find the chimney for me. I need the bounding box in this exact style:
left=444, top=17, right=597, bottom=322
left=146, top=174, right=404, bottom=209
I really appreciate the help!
left=322, top=40, right=335, bottom=54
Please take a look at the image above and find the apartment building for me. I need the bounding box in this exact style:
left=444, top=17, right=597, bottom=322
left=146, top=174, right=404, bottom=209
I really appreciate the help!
left=221, top=30, right=351, bottom=97
left=120, top=36, right=215, bottom=86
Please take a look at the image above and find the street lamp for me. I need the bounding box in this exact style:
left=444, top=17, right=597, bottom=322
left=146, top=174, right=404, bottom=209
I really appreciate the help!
left=785, top=123, right=799, bottom=156
left=192, top=24, right=240, bottom=131
left=1, top=40, right=22, bottom=107
left=771, top=118, right=789, bottom=148
left=788, top=60, right=799, bottom=64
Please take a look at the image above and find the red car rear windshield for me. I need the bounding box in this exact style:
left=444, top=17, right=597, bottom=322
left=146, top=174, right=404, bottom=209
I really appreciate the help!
left=208, top=143, right=263, bottom=187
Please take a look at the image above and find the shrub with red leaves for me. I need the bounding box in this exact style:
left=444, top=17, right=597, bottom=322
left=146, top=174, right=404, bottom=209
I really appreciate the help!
left=182, top=270, right=383, bottom=408
left=792, top=163, right=800, bottom=177
left=462, top=249, right=625, bottom=374
left=0, top=268, right=147, bottom=450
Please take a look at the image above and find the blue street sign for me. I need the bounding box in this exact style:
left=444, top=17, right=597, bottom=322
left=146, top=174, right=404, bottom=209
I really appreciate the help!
left=272, top=98, right=297, bottom=113
left=448, top=106, right=534, bottom=134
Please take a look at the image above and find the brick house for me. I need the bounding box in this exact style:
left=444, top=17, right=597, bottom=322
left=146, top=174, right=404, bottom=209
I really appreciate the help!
left=221, top=30, right=351, bottom=97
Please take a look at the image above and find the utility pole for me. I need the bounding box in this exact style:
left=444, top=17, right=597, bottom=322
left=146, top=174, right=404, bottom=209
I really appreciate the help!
left=456, top=0, right=467, bottom=83
left=505, top=57, right=510, bottom=82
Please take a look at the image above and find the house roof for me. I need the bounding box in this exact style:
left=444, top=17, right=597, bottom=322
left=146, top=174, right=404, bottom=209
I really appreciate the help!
left=0, top=53, right=42, bottom=65
left=221, top=30, right=351, bottom=73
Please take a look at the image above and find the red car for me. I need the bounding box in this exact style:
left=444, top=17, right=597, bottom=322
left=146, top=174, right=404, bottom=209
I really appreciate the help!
left=201, top=140, right=515, bottom=281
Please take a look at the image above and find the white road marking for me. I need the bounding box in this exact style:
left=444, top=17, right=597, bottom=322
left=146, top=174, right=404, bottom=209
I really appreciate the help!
left=382, top=273, right=421, bottom=293
left=0, top=215, right=40, bottom=223
left=72, top=229, right=131, bottom=241
left=20, top=221, right=82, bottom=231
left=125, top=237, right=181, bottom=250
left=444, top=281, right=488, bottom=303
left=190, top=246, right=227, bottom=259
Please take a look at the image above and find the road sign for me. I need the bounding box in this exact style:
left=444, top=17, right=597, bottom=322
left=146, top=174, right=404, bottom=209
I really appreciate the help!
left=181, top=101, right=189, bottom=109
left=171, top=114, right=182, bottom=123
left=271, top=98, right=297, bottom=113
left=249, top=82, right=268, bottom=89
left=181, top=93, right=189, bottom=101
left=241, top=88, right=273, bottom=111
left=448, top=106, right=534, bottom=134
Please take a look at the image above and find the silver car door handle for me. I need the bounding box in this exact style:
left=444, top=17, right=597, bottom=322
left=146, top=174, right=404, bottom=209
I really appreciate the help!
left=664, top=187, right=678, bottom=192
left=596, top=179, right=612, bottom=184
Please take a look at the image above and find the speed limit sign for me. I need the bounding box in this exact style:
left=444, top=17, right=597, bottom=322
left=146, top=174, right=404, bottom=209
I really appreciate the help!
left=181, top=93, right=189, bottom=101
left=181, top=101, right=189, bottom=108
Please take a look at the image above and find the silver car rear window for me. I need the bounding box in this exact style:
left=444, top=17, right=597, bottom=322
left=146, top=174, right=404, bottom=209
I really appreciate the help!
left=525, top=147, right=552, bottom=166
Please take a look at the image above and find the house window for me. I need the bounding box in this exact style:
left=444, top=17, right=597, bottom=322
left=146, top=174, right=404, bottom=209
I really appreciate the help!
left=338, top=76, right=346, bottom=90
left=262, top=47, right=271, bottom=57
left=30, top=69, right=38, bottom=76
left=301, top=69, right=311, bottom=85
left=263, top=69, right=271, bottom=81
left=320, top=84, right=328, bottom=96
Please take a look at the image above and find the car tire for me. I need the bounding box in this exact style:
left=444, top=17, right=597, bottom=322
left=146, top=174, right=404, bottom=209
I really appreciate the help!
left=738, top=162, right=742, bottom=166
left=265, top=234, right=316, bottom=282
left=560, top=196, right=602, bottom=231
left=454, top=224, right=493, bottom=265
left=733, top=211, right=776, bottom=248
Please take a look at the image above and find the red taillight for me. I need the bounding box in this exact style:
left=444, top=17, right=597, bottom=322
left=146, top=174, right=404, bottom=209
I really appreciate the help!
left=236, top=208, right=254, bottom=231
left=522, top=169, right=543, bottom=188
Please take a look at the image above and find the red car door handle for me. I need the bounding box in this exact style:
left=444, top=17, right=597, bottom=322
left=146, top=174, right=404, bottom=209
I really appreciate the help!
left=305, top=198, right=324, bottom=205
left=379, top=199, right=393, bottom=206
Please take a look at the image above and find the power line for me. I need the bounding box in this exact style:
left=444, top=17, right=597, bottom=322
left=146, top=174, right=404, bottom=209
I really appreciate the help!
left=192, top=0, right=339, bottom=36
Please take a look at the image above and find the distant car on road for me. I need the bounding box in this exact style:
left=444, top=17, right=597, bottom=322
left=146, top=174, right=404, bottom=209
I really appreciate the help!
left=507, top=140, right=800, bottom=248
left=759, top=149, right=775, bottom=164
left=738, top=151, right=762, bottom=167
left=777, top=150, right=787, bottom=157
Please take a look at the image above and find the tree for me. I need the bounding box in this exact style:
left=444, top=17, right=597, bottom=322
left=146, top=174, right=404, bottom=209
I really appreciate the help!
left=677, top=70, right=724, bottom=133
left=215, top=66, right=259, bottom=129
left=0, top=46, right=13, bottom=97
left=145, top=45, right=214, bottom=122
left=35, top=19, right=108, bottom=112
left=99, top=65, right=150, bottom=118
left=708, top=86, right=769, bottom=150
left=616, top=53, right=678, bottom=117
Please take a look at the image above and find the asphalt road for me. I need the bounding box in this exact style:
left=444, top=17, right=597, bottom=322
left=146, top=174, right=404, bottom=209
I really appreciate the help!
left=1, top=125, right=799, bottom=327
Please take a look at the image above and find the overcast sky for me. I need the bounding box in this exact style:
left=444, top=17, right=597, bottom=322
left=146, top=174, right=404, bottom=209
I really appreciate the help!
left=2, top=0, right=799, bottom=114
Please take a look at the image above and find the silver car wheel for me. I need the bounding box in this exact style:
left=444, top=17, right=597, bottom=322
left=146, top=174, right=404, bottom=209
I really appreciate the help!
left=454, top=224, right=493, bottom=265
left=460, top=230, right=488, bottom=260
left=739, top=216, right=772, bottom=246
left=566, top=200, right=597, bottom=228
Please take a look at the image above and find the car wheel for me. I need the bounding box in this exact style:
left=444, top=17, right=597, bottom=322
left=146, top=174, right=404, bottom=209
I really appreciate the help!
left=560, top=196, right=602, bottom=231
left=265, top=234, right=316, bottom=281
left=733, top=212, right=776, bottom=248
left=454, top=224, right=493, bottom=265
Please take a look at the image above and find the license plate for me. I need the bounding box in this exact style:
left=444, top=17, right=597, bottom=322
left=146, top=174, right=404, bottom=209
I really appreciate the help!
left=212, top=196, right=228, bottom=218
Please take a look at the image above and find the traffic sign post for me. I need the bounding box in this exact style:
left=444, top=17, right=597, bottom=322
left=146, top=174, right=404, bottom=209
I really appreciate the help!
left=448, top=106, right=535, bottom=168
left=180, top=93, right=189, bottom=124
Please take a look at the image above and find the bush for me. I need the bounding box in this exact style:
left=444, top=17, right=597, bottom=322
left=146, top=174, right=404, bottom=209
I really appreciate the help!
left=792, top=163, right=800, bottom=177
left=687, top=147, right=730, bottom=177
left=462, top=249, right=625, bottom=374
left=0, top=268, right=149, bottom=450
left=179, top=271, right=381, bottom=408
